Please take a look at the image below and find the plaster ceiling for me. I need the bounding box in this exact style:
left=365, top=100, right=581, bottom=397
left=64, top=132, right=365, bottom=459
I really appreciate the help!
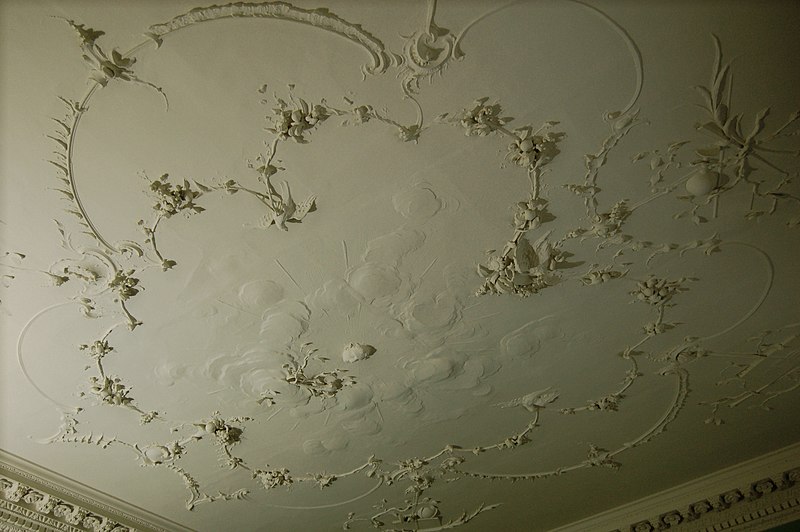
left=1, top=0, right=800, bottom=530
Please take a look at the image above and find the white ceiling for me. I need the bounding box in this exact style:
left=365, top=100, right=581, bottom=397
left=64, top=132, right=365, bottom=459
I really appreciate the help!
left=2, top=1, right=800, bottom=530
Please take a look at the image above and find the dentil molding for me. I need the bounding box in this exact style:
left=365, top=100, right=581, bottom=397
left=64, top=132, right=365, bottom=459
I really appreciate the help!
left=551, top=441, right=800, bottom=532
left=0, top=450, right=190, bottom=532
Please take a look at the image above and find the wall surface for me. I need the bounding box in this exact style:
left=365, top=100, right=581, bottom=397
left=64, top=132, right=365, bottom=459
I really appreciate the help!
left=1, top=1, right=799, bottom=530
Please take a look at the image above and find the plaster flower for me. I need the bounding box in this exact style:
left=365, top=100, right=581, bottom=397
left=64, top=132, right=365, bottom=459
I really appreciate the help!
left=108, top=270, right=140, bottom=300
left=508, top=132, right=542, bottom=167
left=149, top=175, right=204, bottom=217
left=269, top=99, right=329, bottom=142
left=633, top=277, right=684, bottom=306
left=513, top=197, right=548, bottom=230
left=79, top=339, right=113, bottom=359
left=96, top=50, right=136, bottom=82
left=459, top=97, right=507, bottom=136
left=89, top=376, right=133, bottom=406
left=193, top=414, right=245, bottom=445
left=313, top=474, right=336, bottom=489
left=253, top=468, right=293, bottom=489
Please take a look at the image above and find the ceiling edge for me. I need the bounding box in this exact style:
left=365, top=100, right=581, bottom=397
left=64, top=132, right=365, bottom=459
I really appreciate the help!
left=0, top=449, right=193, bottom=532
left=551, top=441, right=800, bottom=531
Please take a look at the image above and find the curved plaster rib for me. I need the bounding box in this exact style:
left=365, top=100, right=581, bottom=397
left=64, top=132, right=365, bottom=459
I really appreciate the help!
left=16, top=302, right=82, bottom=411
left=454, top=0, right=643, bottom=119
left=458, top=369, right=689, bottom=481
left=699, top=242, right=774, bottom=342
left=612, top=368, right=690, bottom=454
left=259, top=478, right=382, bottom=510
left=64, top=85, right=118, bottom=253
left=570, top=0, right=643, bottom=119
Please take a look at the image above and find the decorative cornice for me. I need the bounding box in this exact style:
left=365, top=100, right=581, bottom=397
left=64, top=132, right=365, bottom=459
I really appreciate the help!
left=1, top=499, right=85, bottom=532
left=551, top=441, right=800, bottom=531
left=0, top=450, right=192, bottom=532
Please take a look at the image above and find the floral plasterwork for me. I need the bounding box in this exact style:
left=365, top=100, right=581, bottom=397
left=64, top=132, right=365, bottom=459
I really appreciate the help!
left=2, top=2, right=799, bottom=531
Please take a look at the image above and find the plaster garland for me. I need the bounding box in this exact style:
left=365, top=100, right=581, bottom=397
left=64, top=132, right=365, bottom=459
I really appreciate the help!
left=2, top=1, right=795, bottom=531
left=700, top=323, right=800, bottom=426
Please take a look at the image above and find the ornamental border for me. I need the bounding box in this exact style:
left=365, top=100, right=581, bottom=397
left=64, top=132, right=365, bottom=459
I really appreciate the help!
left=0, top=449, right=192, bottom=532
left=551, top=441, right=800, bottom=532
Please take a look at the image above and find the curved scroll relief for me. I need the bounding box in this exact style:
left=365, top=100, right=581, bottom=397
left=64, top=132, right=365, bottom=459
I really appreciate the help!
left=144, top=2, right=400, bottom=76
left=445, top=0, right=643, bottom=118
left=18, top=2, right=800, bottom=531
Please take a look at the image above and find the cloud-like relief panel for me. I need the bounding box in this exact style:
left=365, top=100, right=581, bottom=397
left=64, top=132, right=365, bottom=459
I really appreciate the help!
left=204, top=348, right=311, bottom=406
left=361, top=227, right=426, bottom=265
left=392, top=183, right=442, bottom=221
left=259, top=300, right=311, bottom=348
left=307, top=278, right=363, bottom=317
left=302, top=434, right=349, bottom=456
left=238, top=279, right=285, bottom=309
left=346, top=262, right=403, bottom=303
left=376, top=381, right=425, bottom=416
left=399, top=290, right=462, bottom=338
left=499, top=317, right=562, bottom=359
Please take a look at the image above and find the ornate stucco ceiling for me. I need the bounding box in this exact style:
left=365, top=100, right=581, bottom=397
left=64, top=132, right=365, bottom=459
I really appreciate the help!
left=1, top=1, right=799, bottom=530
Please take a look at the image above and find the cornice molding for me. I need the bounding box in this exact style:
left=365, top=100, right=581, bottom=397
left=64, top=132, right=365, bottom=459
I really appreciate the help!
left=551, top=441, right=800, bottom=531
left=0, top=449, right=192, bottom=532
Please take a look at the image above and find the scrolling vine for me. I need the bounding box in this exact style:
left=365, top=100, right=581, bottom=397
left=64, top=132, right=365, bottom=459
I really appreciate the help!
left=5, top=1, right=799, bottom=531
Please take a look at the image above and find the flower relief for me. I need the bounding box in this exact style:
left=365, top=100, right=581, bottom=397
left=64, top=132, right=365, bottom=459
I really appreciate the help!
left=62, top=18, right=167, bottom=105
left=513, top=197, right=551, bottom=232
left=266, top=91, right=330, bottom=143
left=476, top=232, right=568, bottom=296
left=14, top=6, right=800, bottom=530
left=451, top=97, right=510, bottom=136
left=108, top=269, right=140, bottom=301
left=87, top=375, right=133, bottom=407
left=79, top=339, right=113, bottom=360
left=146, top=175, right=205, bottom=218
left=507, top=128, right=544, bottom=168
left=253, top=467, right=293, bottom=490
left=192, top=412, right=247, bottom=447
left=632, top=276, right=688, bottom=306
left=438, top=98, right=571, bottom=298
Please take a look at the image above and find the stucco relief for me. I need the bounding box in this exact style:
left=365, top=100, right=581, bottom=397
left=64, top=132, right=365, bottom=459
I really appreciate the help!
left=3, top=1, right=798, bottom=531
left=0, top=475, right=132, bottom=532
